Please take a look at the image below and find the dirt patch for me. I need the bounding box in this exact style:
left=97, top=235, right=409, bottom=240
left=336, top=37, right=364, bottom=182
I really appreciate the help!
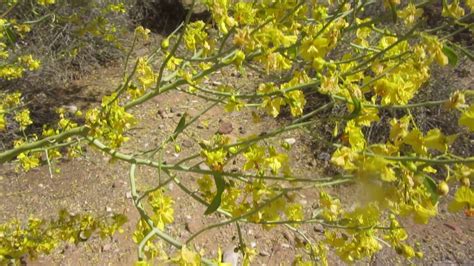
left=1, top=32, right=473, bottom=265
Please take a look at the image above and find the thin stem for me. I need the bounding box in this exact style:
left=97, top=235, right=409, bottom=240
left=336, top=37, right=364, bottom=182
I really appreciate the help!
left=155, top=0, right=196, bottom=91
left=185, top=191, right=288, bottom=244
left=0, top=126, right=88, bottom=163
left=44, top=149, right=53, bottom=179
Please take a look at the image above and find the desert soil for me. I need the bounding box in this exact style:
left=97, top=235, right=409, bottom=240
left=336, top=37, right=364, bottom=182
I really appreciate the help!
left=0, top=33, right=473, bottom=266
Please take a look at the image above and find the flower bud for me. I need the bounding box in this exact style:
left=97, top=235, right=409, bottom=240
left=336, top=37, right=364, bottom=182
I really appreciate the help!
left=460, top=177, right=470, bottom=187
left=161, top=38, right=170, bottom=50
left=437, top=181, right=449, bottom=196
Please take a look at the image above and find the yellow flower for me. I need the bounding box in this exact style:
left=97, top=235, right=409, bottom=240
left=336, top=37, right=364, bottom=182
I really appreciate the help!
left=37, top=0, right=55, bottom=5
left=397, top=3, right=423, bottom=25
left=459, top=105, right=474, bottom=132
left=442, top=0, right=465, bottom=19
left=286, top=90, right=306, bottom=117
left=148, top=190, right=174, bottom=230
left=345, top=121, right=366, bottom=151
left=134, top=26, right=150, bottom=41
left=15, top=109, right=33, bottom=130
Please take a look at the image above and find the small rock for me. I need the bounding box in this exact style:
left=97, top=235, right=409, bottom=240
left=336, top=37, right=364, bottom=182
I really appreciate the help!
left=218, top=121, right=233, bottom=134
left=102, top=243, right=112, bottom=252
left=169, top=107, right=176, bottom=113
left=185, top=220, right=200, bottom=233
left=250, top=241, right=257, bottom=248
left=79, top=231, right=88, bottom=241
left=222, top=247, right=241, bottom=266
left=199, top=164, right=211, bottom=171
left=176, top=112, right=183, bottom=117
left=158, top=124, right=165, bottom=129
left=259, top=251, right=270, bottom=257
left=157, top=109, right=167, bottom=119
left=313, top=224, right=324, bottom=233
left=65, top=105, right=78, bottom=114
left=197, top=124, right=205, bottom=129
left=106, top=206, right=113, bottom=212
left=318, top=152, right=331, bottom=161
left=238, top=126, right=246, bottom=134
left=284, top=138, right=296, bottom=145
left=281, top=243, right=291, bottom=249
left=126, top=192, right=132, bottom=199
left=182, top=139, right=194, bottom=148
left=211, top=81, right=223, bottom=86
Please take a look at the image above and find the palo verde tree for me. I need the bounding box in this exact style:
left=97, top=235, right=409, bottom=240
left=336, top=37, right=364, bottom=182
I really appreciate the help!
left=1, top=0, right=473, bottom=265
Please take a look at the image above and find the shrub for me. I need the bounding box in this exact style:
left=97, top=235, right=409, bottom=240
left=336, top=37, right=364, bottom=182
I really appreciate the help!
left=1, top=0, right=473, bottom=265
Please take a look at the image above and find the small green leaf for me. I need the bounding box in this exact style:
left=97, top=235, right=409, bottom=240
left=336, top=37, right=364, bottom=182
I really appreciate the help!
left=4, top=26, right=17, bottom=45
left=442, top=45, right=458, bottom=66
left=423, top=175, right=439, bottom=204
left=204, top=174, right=225, bottom=215
left=388, top=1, right=398, bottom=23
left=172, top=115, right=186, bottom=139
left=344, top=92, right=361, bottom=121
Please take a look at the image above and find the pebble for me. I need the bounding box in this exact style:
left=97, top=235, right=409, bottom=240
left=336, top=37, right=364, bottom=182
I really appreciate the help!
left=182, top=139, right=194, bottom=148
left=101, top=243, right=112, bottom=252
left=222, top=247, right=241, bottom=266
left=199, top=164, right=211, bottom=171
left=106, top=206, right=112, bottom=212
left=157, top=109, right=167, bottom=119
left=218, top=120, right=233, bottom=134
left=317, top=152, right=331, bottom=161
left=125, top=192, right=132, bottom=199
left=259, top=251, right=270, bottom=257
left=313, top=224, right=324, bottom=233
left=65, top=105, right=78, bottom=114
left=284, top=138, right=296, bottom=145
left=238, top=126, right=246, bottom=134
